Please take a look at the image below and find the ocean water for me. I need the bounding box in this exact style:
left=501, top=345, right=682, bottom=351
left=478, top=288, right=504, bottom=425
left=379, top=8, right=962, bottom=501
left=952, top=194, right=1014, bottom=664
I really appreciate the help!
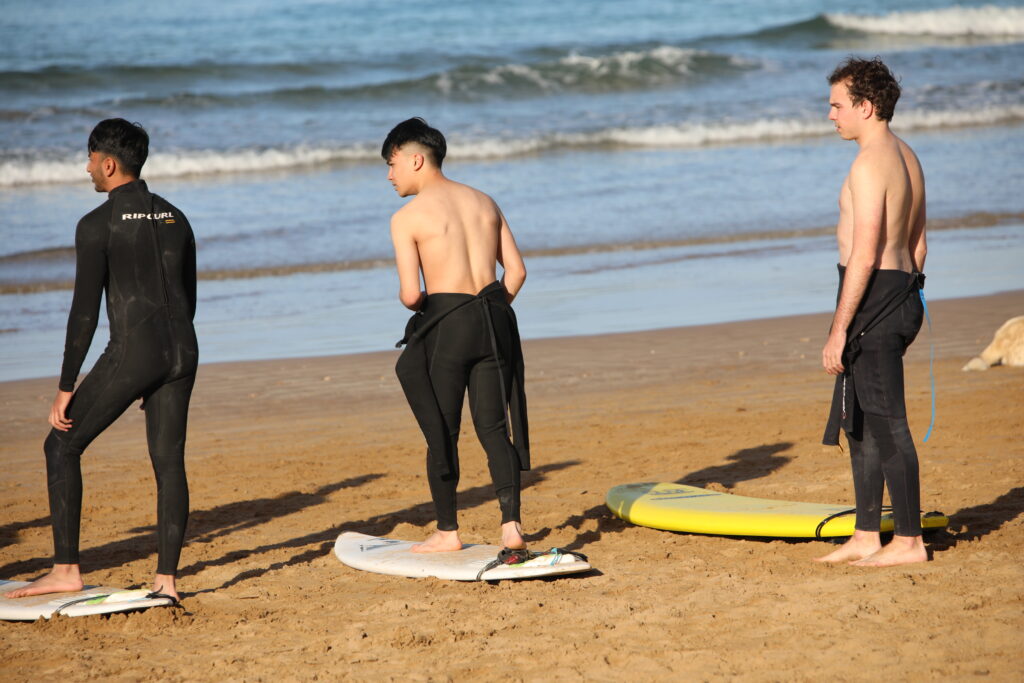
left=1, top=1, right=1022, bottom=381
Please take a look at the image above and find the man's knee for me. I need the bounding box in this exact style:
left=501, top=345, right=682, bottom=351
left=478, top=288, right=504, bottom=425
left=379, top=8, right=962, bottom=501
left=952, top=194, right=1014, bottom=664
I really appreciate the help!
left=44, top=431, right=82, bottom=464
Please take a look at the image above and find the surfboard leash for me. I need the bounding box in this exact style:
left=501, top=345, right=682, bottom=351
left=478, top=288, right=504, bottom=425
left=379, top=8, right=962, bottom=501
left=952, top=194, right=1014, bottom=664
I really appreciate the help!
left=475, top=547, right=589, bottom=581
left=53, top=593, right=113, bottom=616
left=52, top=591, right=180, bottom=616
left=814, top=506, right=893, bottom=540
left=814, top=506, right=945, bottom=540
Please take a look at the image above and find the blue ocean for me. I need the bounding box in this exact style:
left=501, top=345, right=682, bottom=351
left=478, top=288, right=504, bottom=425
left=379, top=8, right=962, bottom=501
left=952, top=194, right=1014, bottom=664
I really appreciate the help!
left=1, top=1, right=1022, bottom=381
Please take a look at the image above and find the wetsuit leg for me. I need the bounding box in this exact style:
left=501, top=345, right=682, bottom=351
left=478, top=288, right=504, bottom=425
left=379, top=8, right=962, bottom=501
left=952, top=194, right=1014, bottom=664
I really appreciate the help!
left=422, top=315, right=472, bottom=531
left=45, top=345, right=167, bottom=564
left=467, top=342, right=520, bottom=526
left=43, top=432, right=84, bottom=565
left=848, top=294, right=924, bottom=536
left=847, top=406, right=885, bottom=533
left=419, top=298, right=523, bottom=530
left=143, top=372, right=196, bottom=575
left=865, top=412, right=921, bottom=536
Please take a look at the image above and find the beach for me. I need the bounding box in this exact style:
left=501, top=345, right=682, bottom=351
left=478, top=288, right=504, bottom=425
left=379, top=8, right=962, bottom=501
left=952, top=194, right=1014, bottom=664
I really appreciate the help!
left=2, top=290, right=1021, bottom=681
left=2, top=1, right=1024, bottom=679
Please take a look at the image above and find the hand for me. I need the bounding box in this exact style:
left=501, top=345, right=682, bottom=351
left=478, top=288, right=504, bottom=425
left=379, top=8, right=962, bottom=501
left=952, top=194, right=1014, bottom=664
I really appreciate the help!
left=822, top=330, right=846, bottom=376
left=49, top=390, right=73, bottom=431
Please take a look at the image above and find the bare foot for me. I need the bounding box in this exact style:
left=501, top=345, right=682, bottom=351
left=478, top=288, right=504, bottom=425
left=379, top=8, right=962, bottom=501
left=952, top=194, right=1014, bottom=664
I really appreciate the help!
left=152, top=573, right=180, bottom=602
left=501, top=521, right=526, bottom=550
left=851, top=535, right=927, bottom=567
left=813, top=530, right=881, bottom=563
left=3, top=564, right=84, bottom=598
left=411, top=529, right=463, bottom=553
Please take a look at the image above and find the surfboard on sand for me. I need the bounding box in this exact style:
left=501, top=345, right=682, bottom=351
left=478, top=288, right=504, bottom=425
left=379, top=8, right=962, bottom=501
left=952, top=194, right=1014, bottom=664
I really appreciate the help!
left=0, top=581, right=175, bottom=621
left=334, top=532, right=592, bottom=581
left=606, top=482, right=949, bottom=538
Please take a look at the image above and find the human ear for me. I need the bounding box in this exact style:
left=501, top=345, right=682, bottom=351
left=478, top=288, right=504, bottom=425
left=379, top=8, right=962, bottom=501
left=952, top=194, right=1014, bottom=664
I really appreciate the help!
left=859, top=99, right=875, bottom=120
left=102, top=155, right=117, bottom=178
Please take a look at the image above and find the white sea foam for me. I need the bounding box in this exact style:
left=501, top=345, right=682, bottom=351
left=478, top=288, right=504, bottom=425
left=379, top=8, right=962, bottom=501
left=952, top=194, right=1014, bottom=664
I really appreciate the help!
left=826, top=5, right=1024, bottom=37
left=3, top=105, right=1022, bottom=187
left=0, top=145, right=380, bottom=188
left=454, top=105, right=1024, bottom=154
left=433, top=46, right=750, bottom=96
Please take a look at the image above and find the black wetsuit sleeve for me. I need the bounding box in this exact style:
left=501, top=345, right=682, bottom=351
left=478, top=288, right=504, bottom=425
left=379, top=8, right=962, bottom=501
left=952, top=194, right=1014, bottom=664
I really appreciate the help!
left=59, top=216, right=108, bottom=391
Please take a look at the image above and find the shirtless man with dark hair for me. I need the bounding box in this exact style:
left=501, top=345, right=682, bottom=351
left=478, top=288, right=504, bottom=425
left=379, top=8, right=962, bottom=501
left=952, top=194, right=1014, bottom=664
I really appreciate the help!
left=817, top=58, right=929, bottom=567
left=384, top=118, right=530, bottom=554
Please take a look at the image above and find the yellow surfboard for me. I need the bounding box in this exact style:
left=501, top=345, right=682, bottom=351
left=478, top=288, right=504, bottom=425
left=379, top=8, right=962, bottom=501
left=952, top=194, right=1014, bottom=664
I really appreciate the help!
left=606, top=482, right=948, bottom=538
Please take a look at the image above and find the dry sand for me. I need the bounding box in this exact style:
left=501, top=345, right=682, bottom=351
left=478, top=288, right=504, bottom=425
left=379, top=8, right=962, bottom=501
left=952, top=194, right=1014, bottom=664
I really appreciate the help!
left=1, top=290, right=1022, bottom=681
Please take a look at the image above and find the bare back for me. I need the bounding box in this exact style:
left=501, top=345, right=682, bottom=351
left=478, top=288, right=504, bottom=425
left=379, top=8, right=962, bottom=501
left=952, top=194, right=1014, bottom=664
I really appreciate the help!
left=836, top=133, right=926, bottom=272
left=401, top=179, right=503, bottom=295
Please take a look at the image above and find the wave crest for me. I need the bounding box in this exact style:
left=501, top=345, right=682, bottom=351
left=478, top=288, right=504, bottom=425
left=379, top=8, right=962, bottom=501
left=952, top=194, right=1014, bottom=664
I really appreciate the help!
left=2, top=105, right=1022, bottom=187
left=825, top=5, right=1024, bottom=37
left=432, top=46, right=752, bottom=97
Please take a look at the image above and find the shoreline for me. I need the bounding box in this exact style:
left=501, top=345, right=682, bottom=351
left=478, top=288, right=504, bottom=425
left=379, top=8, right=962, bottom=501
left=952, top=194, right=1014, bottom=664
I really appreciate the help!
left=5, top=209, right=1022, bottom=295
left=3, top=287, right=1022, bottom=390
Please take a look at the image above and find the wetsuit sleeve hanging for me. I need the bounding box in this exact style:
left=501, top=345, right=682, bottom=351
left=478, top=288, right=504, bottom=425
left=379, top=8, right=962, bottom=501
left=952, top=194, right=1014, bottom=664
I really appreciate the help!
left=184, top=227, right=197, bottom=321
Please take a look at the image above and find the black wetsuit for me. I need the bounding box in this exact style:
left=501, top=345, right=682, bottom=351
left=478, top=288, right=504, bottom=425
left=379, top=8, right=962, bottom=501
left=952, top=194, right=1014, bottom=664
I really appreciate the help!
left=46, top=179, right=198, bottom=575
left=396, top=281, right=529, bottom=531
left=823, top=265, right=924, bottom=536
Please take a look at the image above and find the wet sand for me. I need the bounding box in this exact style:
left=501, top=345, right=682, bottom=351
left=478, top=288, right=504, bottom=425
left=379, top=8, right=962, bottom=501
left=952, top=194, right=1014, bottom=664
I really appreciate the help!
left=1, top=290, right=1022, bottom=681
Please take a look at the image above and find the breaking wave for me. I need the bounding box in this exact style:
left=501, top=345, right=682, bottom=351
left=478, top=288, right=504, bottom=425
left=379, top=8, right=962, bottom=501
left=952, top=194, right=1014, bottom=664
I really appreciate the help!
left=825, top=5, right=1024, bottom=37
left=3, top=104, right=1022, bottom=187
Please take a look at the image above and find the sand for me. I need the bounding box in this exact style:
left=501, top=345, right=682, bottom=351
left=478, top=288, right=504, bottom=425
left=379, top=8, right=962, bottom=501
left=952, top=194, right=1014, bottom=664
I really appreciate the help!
left=1, top=290, right=1022, bottom=681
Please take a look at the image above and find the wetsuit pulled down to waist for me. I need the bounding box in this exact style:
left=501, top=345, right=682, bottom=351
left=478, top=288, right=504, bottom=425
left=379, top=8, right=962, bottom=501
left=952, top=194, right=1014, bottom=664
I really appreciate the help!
left=395, top=281, right=529, bottom=531
left=823, top=265, right=924, bottom=445
left=823, top=265, right=925, bottom=536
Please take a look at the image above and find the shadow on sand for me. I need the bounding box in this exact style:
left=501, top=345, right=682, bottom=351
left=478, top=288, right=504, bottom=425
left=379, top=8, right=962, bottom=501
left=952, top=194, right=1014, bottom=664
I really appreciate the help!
left=0, top=473, right=384, bottom=581
left=184, top=459, right=582, bottom=593
left=526, top=442, right=795, bottom=553
left=0, top=516, right=51, bottom=551
left=927, top=486, right=1024, bottom=553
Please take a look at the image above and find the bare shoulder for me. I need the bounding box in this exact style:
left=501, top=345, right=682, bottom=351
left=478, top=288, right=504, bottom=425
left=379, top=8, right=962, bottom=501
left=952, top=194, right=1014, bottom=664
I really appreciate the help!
left=896, top=136, right=924, bottom=178
left=850, top=137, right=904, bottom=181
left=448, top=179, right=498, bottom=209
left=390, top=197, right=425, bottom=233
left=848, top=149, right=880, bottom=182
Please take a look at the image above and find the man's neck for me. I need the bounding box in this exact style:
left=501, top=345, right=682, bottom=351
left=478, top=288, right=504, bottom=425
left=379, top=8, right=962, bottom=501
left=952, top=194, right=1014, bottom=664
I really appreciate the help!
left=854, top=121, right=891, bottom=149
left=105, top=176, right=138, bottom=193
left=414, top=169, right=445, bottom=194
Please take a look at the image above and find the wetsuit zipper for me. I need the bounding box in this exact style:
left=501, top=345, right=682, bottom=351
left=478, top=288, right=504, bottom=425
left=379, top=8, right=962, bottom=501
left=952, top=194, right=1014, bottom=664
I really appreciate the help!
left=147, top=193, right=171, bottom=309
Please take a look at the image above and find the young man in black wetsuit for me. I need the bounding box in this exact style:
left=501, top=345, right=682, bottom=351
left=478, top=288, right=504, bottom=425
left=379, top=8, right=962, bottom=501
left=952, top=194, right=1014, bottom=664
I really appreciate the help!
left=5, top=119, right=198, bottom=600
left=385, top=118, right=530, bottom=553
left=816, top=59, right=929, bottom=567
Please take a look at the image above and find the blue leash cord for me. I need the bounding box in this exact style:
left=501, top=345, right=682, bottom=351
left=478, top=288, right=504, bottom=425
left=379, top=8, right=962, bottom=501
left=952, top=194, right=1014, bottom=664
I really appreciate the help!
left=920, top=289, right=935, bottom=443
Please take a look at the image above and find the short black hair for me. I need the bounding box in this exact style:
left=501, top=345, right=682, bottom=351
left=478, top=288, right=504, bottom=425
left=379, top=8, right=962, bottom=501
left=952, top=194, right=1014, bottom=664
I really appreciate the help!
left=828, top=57, right=901, bottom=122
left=381, top=117, right=446, bottom=168
left=88, top=118, right=149, bottom=177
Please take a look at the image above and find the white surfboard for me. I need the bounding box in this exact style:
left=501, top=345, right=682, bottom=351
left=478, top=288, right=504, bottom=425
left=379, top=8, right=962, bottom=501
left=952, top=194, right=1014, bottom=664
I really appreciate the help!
left=0, top=580, right=175, bottom=620
left=334, top=532, right=591, bottom=581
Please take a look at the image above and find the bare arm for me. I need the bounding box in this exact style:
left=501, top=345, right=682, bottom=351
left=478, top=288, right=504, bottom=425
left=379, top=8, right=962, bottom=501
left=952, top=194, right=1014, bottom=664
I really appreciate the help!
left=496, top=209, right=526, bottom=302
left=823, top=158, right=884, bottom=375
left=390, top=212, right=425, bottom=311
left=909, top=200, right=927, bottom=273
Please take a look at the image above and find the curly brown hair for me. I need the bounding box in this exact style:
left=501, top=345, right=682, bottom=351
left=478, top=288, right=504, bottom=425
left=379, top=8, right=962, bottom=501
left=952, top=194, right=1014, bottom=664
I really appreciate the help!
left=828, top=57, right=901, bottom=122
